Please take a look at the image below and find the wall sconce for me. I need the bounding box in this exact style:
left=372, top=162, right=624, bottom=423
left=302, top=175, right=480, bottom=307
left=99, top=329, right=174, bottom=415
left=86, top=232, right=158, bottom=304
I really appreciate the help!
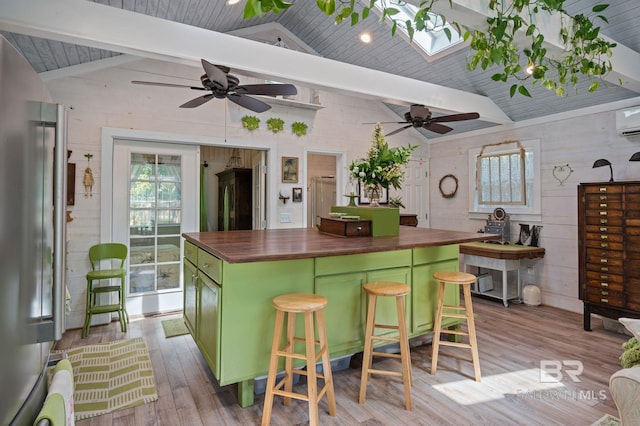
left=278, top=191, right=290, bottom=204
left=592, top=158, right=613, bottom=182
left=630, top=152, right=640, bottom=162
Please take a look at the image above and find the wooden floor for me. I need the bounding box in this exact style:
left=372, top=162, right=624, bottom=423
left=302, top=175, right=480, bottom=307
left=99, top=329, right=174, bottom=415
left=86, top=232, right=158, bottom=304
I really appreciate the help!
left=56, top=297, right=628, bottom=425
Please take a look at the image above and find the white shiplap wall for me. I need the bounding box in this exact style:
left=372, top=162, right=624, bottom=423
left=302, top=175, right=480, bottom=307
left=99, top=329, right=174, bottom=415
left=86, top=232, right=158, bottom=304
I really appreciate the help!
left=428, top=101, right=640, bottom=314
left=48, top=58, right=426, bottom=329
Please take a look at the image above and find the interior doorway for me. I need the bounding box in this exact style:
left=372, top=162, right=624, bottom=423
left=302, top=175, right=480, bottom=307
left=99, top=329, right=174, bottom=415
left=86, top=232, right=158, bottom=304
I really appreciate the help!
left=306, top=153, right=338, bottom=227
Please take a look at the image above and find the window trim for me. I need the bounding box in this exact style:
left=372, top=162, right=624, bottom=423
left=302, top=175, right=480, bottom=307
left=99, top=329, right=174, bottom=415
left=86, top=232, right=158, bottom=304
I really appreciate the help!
left=468, top=139, right=541, bottom=221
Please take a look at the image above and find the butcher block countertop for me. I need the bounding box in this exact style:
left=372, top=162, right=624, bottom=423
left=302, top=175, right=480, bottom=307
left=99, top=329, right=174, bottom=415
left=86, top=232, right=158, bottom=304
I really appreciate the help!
left=183, top=227, right=494, bottom=263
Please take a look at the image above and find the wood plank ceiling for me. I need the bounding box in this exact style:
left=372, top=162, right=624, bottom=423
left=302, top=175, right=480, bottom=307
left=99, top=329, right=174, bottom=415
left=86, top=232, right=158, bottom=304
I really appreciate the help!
left=1, top=0, right=639, bottom=139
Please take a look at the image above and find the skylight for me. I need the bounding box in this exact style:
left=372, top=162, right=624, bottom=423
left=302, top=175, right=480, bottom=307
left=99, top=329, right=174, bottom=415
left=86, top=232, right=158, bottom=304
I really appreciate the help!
left=375, top=2, right=463, bottom=57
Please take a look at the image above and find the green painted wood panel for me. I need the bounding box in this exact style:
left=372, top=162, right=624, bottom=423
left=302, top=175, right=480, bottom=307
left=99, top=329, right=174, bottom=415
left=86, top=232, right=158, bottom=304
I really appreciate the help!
left=184, top=241, right=198, bottom=264
left=413, top=245, right=459, bottom=265
left=198, top=249, right=222, bottom=283
left=183, top=258, right=197, bottom=336
left=218, top=258, right=315, bottom=385
left=198, top=273, right=220, bottom=377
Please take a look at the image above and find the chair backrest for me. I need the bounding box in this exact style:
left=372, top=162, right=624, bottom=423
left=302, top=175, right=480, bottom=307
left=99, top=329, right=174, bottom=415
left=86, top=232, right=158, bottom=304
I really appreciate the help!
left=89, top=243, right=128, bottom=270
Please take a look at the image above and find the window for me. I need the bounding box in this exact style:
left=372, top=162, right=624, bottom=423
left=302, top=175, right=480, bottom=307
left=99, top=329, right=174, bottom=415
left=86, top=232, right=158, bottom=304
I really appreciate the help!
left=374, top=2, right=463, bottom=59
left=468, top=140, right=541, bottom=219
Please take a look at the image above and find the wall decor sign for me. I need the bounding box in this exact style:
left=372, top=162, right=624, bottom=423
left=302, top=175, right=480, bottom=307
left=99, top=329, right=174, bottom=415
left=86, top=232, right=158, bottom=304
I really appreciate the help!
left=282, top=157, right=299, bottom=183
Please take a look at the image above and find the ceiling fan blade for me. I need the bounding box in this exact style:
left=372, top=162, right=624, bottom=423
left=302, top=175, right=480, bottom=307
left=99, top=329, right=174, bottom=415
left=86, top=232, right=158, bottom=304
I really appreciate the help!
left=132, top=80, right=206, bottom=90
left=179, top=94, right=215, bottom=108
left=386, top=125, right=413, bottom=136
left=432, top=112, right=480, bottom=123
left=423, top=122, right=453, bottom=134
left=410, top=104, right=430, bottom=120
left=201, top=59, right=228, bottom=90
left=241, top=83, right=298, bottom=97
left=227, top=94, right=271, bottom=113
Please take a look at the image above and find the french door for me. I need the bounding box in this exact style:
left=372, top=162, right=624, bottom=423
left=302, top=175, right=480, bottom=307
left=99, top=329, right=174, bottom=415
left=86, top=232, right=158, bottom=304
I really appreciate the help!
left=113, top=140, right=198, bottom=315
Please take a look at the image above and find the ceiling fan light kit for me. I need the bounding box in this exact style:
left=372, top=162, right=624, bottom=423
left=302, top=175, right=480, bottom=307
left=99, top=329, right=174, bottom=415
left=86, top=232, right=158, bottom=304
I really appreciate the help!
left=132, top=59, right=297, bottom=113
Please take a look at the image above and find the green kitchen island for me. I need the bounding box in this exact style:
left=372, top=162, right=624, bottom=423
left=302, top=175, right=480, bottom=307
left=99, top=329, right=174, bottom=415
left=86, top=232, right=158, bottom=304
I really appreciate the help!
left=182, top=226, right=491, bottom=407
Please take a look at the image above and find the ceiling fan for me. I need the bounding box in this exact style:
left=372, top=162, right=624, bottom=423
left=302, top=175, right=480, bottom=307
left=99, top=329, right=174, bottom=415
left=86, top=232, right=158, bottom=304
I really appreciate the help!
left=377, top=104, right=480, bottom=136
left=132, top=59, right=297, bottom=113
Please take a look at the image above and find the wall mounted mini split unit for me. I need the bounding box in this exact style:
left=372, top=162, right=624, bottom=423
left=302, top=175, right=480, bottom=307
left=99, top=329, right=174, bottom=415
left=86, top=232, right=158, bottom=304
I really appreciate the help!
left=616, top=106, right=640, bottom=136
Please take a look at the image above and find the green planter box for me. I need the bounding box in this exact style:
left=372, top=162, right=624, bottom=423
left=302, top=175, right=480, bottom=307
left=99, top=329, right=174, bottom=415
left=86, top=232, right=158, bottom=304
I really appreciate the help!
left=331, top=206, right=400, bottom=236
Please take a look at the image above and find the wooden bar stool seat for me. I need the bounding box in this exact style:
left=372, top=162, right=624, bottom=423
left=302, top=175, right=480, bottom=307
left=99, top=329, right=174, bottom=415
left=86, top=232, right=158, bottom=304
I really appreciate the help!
left=359, top=281, right=412, bottom=411
left=431, top=271, right=481, bottom=382
left=261, top=293, right=336, bottom=426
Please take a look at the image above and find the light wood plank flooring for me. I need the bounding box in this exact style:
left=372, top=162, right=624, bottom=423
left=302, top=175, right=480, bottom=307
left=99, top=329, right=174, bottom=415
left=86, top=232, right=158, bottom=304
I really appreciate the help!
left=56, top=297, right=628, bottom=425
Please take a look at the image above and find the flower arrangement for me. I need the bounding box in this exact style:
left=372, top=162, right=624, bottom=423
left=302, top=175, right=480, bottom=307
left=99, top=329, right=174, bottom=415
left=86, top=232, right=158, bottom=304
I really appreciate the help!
left=349, top=123, right=416, bottom=191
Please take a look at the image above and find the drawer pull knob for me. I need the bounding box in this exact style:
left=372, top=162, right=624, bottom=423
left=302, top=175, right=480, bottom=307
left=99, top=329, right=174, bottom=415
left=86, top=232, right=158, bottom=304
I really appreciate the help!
left=601, top=243, right=608, bottom=248
left=601, top=235, right=608, bottom=239
left=600, top=195, right=607, bottom=200
left=602, top=291, right=609, bottom=296
left=601, top=298, right=609, bottom=303
left=601, top=282, right=609, bottom=287
left=600, top=211, right=608, bottom=216
left=202, top=263, right=210, bottom=268
left=601, top=267, right=609, bottom=271
left=600, top=227, right=607, bottom=231
left=600, top=219, right=608, bottom=224
left=599, top=187, right=607, bottom=192
left=600, top=259, right=608, bottom=263
left=600, top=203, right=608, bottom=208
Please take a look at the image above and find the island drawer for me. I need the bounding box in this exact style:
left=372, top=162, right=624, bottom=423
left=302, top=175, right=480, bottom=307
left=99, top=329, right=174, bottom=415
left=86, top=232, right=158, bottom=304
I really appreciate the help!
left=199, top=249, right=222, bottom=283
left=184, top=241, right=198, bottom=264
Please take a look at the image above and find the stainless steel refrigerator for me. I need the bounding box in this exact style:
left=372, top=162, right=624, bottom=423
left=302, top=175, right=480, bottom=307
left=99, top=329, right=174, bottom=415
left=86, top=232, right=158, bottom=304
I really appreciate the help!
left=0, top=35, right=67, bottom=425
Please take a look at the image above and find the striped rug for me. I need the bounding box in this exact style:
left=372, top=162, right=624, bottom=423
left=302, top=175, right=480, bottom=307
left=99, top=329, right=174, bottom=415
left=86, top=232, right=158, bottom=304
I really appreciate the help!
left=60, top=337, right=158, bottom=420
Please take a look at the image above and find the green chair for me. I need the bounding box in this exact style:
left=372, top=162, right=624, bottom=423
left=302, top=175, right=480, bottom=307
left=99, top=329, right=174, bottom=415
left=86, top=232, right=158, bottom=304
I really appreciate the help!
left=82, top=242, right=129, bottom=338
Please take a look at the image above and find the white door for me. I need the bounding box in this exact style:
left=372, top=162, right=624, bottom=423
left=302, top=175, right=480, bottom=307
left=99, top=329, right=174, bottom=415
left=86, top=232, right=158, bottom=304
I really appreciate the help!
left=113, top=140, right=198, bottom=315
left=403, top=157, right=429, bottom=227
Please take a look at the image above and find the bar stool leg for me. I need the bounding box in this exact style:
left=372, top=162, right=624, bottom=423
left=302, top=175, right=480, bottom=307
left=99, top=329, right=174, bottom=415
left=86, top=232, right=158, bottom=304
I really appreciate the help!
left=316, top=309, right=337, bottom=416
left=396, top=294, right=412, bottom=411
left=262, top=310, right=285, bottom=426
left=430, top=281, right=446, bottom=375
left=304, top=310, right=319, bottom=426
left=359, top=293, right=378, bottom=404
left=283, top=311, right=296, bottom=406
left=463, top=284, right=482, bottom=382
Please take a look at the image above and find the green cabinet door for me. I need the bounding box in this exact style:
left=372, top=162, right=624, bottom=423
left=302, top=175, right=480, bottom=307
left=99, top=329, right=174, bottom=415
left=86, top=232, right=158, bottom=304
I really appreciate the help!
left=197, top=273, right=221, bottom=378
left=315, top=271, right=366, bottom=357
left=183, top=258, right=197, bottom=336
left=412, top=261, right=459, bottom=333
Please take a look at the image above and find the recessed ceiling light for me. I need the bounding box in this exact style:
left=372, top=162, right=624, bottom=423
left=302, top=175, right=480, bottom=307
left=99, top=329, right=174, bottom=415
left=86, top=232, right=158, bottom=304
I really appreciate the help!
left=227, top=0, right=241, bottom=5
left=359, top=32, right=372, bottom=44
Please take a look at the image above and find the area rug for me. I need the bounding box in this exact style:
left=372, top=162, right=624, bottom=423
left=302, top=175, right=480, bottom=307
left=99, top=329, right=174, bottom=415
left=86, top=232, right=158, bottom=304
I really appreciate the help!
left=59, top=337, right=158, bottom=420
left=591, top=414, right=620, bottom=426
left=161, top=317, right=189, bottom=338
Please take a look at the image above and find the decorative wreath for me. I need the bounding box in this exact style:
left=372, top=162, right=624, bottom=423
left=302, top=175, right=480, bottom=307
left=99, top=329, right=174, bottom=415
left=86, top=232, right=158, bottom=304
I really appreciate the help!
left=439, top=174, right=459, bottom=198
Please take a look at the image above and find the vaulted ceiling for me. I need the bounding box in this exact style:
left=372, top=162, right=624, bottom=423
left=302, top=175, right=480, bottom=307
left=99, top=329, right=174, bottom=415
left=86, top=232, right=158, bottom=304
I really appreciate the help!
left=1, top=0, right=639, bottom=139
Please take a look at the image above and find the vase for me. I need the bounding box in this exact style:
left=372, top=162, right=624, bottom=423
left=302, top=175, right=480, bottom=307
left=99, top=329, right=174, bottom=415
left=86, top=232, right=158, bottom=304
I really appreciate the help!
left=367, top=184, right=382, bottom=207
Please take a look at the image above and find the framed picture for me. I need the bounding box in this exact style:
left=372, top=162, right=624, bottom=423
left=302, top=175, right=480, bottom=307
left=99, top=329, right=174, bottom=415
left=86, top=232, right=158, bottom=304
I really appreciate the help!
left=67, top=163, right=76, bottom=205
left=282, top=157, right=298, bottom=183
left=358, top=183, right=388, bottom=205
left=292, top=187, right=303, bottom=202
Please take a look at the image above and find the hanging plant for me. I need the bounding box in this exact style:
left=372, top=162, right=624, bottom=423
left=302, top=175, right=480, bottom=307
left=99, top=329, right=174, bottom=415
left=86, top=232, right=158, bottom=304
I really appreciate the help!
left=241, top=115, right=260, bottom=131
left=244, top=1, right=618, bottom=98
left=267, top=117, right=285, bottom=133
left=291, top=121, right=308, bottom=137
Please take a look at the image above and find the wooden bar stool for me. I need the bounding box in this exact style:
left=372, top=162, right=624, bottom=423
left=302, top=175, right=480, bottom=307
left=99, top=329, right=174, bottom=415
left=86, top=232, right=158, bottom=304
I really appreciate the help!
left=431, top=271, right=481, bottom=382
left=359, top=281, right=412, bottom=411
left=261, top=293, right=336, bottom=426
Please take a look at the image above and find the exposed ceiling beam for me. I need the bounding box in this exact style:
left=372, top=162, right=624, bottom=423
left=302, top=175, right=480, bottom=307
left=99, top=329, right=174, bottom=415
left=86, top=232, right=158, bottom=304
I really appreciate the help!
left=0, top=0, right=512, bottom=124
left=411, top=0, right=640, bottom=93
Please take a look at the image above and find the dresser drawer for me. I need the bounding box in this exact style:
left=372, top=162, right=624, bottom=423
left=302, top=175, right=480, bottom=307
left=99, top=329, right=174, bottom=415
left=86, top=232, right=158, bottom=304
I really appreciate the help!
left=586, top=248, right=623, bottom=262
left=583, top=199, right=623, bottom=211
left=585, top=262, right=623, bottom=276
left=584, top=208, right=623, bottom=219
left=585, top=224, right=623, bottom=235
left=586, top=288, right=625, bottom=308
left=184, top=241, right=198, bottom=264
left=585, top=215, right=624, bottom=226
left=582, top=185, right=623, bottom=195
left=586, top=271, right=624, bottom=292
left=584, top=239, right=623, bottom=251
